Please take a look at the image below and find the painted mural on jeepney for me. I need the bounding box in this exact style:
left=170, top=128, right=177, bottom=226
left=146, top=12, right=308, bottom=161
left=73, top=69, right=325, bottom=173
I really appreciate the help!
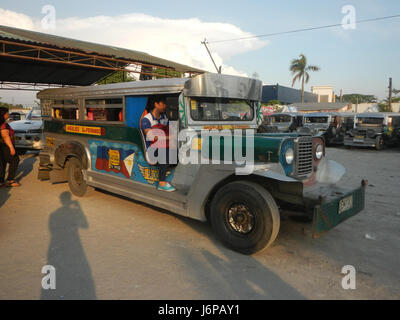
left=89, top=140, right=174, bottom=185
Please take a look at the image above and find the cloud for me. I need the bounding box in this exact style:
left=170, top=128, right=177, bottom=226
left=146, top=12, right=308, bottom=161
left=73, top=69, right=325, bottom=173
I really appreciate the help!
left=0, top=8, right=35, bottom=30
left=32, top=13, right=268, bottom=76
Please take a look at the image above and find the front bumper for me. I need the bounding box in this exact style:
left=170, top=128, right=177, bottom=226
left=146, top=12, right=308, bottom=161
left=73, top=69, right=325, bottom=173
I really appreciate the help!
left=344, top=137, right=376, bottom=147
left=14, top=134, right=43, bottom=150
left=303, top=180, right=367, bottom=238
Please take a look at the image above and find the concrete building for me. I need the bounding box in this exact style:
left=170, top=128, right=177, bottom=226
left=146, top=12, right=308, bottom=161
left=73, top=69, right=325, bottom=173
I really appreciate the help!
left=311, top=85, right=335, bottom=103
left=262, top=84, right=318, bottom=104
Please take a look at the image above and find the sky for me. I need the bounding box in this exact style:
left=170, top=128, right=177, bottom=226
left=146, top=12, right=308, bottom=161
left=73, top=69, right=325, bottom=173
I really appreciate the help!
left=0, top=0, right=399, bottom=105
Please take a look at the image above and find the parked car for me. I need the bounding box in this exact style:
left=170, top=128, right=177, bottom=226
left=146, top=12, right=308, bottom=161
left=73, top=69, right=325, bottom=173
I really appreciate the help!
left=344, top=112, right=400, bottom=150
left=303, top=112, right=354, bottom=145
left=8, top=112, right=25, bottom=122
left=259, top=112, right=304, bottom=133
left=9, top=107, right=44, bottom=153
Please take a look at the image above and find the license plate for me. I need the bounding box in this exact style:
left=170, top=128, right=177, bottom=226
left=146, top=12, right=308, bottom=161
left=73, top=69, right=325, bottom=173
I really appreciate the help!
left=339, top=196, right=353, bottom=214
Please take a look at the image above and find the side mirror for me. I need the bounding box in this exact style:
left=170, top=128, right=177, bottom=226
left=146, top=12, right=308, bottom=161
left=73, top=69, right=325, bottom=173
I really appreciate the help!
left=166, top=97, right=179, bottom=121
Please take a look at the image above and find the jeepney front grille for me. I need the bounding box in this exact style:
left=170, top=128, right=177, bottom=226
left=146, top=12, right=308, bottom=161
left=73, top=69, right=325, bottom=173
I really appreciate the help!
left=295, top=136, right=313, bottom=178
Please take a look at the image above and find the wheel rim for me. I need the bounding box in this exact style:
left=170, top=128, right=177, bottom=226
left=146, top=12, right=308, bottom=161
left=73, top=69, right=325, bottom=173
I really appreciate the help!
left=72, top=162, right=84, bottom=187
left=226, top=203, right=255, bottom=235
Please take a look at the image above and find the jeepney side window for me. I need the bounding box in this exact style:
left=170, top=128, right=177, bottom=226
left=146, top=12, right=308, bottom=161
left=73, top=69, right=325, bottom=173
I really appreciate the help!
left=85, top=98, right=123, bottom=122
left=52, top=99, right=79, bottom=120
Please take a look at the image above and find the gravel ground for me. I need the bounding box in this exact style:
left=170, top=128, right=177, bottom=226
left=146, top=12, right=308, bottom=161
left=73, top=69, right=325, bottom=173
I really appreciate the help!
left=0, top=147, right=399, bottom=300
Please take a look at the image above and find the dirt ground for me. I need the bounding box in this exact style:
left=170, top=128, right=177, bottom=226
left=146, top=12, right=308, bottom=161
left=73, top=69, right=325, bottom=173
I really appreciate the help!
left=0, top=146, right=399, bottom=300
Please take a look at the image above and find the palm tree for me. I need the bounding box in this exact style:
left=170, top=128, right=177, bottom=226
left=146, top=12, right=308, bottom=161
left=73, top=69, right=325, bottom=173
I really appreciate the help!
left=290, top=54, right=320, bottom=103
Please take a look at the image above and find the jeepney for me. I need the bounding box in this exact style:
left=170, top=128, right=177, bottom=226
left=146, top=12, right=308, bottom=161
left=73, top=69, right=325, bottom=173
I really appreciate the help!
left=344, top=112, right=400, bottom=150
left=261, top=112, right=304, bottom=133
left=37, top=73, right=366, bottom=254
left=303, top=112, right=354, bottom=145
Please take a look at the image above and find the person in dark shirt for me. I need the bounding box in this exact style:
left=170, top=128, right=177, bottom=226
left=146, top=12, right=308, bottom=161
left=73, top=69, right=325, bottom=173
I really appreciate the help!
left=0, top=107, right=21, bottom=187
left=141, top=97, right=176, bottom=192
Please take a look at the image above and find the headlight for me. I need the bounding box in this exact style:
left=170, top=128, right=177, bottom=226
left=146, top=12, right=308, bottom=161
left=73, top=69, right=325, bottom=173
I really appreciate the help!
left=285, top=148, right=294, bottom=165
left=315, top=144, right=324, bottom=160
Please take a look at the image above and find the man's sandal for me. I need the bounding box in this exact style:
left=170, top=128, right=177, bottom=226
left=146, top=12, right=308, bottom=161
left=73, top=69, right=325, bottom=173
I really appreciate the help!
left=6, top=180, right=21, bottom=187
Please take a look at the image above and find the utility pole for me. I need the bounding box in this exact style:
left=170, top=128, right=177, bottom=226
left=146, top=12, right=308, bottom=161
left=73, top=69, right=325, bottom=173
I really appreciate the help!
left=340, top=89, right=343, bottom=103
left=388, top=78, right=393, bottom=112
left=201, top=38, right=221, bottom=74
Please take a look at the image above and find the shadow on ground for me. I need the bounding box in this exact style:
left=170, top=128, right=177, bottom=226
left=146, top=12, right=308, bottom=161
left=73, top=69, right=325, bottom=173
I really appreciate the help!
left=41, top=192, right=96, bottom=300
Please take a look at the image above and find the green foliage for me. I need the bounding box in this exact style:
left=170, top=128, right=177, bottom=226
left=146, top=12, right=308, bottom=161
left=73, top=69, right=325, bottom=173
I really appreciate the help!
left=290, top=54, right=320, bottom=103
left=264, top=100, right=281, bottom=105
left=96, top=71, right=136, bottom=85
left=0, top=97, right=24, bottom=109
left=342, top=94, right=377, bottom=104
left=153, top=67, right=182, bottom=79
left=378, top=102, right=391, bottom=112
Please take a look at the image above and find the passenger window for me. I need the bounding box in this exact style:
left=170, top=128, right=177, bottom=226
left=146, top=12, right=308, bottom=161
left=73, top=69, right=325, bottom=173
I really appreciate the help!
left=85, top=98, right=123, bottom=122
left=52, top=99, right=79, bottom=120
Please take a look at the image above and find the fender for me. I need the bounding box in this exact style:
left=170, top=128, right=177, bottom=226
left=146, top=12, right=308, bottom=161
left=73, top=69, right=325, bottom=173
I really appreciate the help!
left=54, top=141, right=89, bottom=169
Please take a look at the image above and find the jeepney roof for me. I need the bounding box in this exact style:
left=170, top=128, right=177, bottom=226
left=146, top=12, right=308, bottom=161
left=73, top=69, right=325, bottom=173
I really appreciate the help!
left=271, top=112, right=303, bottom=117
left=356, top=112, right=400, bottom=118
left=304, top=112, right=337, bottom=117
left=37, top=77, right=189, bottom=99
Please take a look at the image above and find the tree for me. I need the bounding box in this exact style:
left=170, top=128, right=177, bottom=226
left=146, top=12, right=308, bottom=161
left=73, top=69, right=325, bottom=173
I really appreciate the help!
left=96, top=71, right=136, bottom=85
left=290, top=54, right=320, bottom=103
left=342, top=94, right=377, bottom=104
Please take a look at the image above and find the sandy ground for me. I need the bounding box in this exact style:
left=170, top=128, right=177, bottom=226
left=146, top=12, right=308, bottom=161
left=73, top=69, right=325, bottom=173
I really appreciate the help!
left=0, top=146, right=399, bottom=300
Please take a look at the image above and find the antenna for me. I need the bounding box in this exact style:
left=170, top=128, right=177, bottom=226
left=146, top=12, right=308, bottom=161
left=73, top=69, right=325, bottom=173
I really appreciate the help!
left=201, top=38, right=222, bottom=74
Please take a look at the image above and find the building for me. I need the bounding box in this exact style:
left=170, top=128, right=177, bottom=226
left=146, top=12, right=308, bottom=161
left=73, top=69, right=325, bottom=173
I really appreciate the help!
left=262, top=84, right=318, bottom=104
left=311, top=85, right=335, bottom=103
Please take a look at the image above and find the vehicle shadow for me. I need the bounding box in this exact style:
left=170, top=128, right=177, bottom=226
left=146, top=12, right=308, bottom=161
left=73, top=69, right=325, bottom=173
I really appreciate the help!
left=40, top=192, right=96, bottom=300
left=175, top=217, right=305, bottom=300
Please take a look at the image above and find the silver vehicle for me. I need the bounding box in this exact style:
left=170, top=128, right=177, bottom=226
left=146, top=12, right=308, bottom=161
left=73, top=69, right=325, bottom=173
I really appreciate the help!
left=260, top=112, right=304, bottom=133
left=37, top=73, right=366, bottom=254
left=10, top=107, right=44, bottom=153
left=344, top=112, right=400, bottom=150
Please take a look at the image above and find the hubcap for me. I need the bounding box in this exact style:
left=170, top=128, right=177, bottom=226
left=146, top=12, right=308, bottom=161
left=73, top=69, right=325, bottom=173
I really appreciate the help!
left=227, top=203, right=255, bottom=235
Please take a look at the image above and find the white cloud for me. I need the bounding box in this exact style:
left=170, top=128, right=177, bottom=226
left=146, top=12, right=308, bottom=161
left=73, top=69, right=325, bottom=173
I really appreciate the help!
left=32, top=13, right=268, bottom=76
left=0, top=8, right=34, bottom=30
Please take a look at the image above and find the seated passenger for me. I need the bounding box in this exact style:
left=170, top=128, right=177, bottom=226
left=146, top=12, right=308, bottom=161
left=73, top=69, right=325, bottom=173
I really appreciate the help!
left=141, top=97, right=176, bottom=192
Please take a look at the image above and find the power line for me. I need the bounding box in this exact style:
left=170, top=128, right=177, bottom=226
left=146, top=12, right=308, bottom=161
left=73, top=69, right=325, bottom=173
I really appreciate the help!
left=207, top=14, right=400, bottom=44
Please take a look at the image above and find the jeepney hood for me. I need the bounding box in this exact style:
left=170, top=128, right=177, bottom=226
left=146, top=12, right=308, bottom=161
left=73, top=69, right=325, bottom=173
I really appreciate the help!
left=10, top=119, right=43, bottom=131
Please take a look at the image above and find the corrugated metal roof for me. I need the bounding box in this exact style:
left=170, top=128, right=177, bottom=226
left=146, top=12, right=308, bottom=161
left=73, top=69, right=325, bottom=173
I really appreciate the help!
left=0, top=24, right=204, bottom=74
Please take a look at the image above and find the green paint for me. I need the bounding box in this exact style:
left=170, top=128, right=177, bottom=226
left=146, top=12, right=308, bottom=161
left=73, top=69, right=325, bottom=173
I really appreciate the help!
left=312, top=186, right=366, bottom=238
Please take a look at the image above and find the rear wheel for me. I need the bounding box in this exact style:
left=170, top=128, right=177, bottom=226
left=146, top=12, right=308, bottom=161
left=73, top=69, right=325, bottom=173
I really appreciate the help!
left=210, top=181, right=280, bottom=254
left=67, top=157, right=92, bottom=197
left=375, top=136, right=384, bottom=151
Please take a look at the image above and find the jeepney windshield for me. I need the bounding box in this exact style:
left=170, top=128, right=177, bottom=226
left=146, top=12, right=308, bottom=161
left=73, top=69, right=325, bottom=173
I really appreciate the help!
left=190, top=97, right=255, bottom=121
left=27, top=109, right=43, bottom=121
left=356, top=117, right=384, bottom=125
left=271, top=115, right=292, bottom=123
left=305, top=116, right=329, bottom=124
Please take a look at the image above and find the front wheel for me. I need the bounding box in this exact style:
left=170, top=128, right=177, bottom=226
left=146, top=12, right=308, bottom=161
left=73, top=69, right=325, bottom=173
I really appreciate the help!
left=67, top=157, right=92, bottom=197
left=210, top=181, right=280, bottom=254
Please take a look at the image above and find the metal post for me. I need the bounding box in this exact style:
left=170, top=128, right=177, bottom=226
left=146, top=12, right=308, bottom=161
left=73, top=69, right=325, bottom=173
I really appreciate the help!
left=389, top=78, right=393, bottom=112
left=201, top=38, right=221, bottom=74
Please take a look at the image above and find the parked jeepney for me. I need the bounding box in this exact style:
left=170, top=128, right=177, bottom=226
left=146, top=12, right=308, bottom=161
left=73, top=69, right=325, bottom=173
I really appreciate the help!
left=303, top=112, right=354, bottom=145
left=344, top=112, right=400, bottom=150
left=261, top=112, right=304, bottom=133
left=37, top=73, right=366, bottom=254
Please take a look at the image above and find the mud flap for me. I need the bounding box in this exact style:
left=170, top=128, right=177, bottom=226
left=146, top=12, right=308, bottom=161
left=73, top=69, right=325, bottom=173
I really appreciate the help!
left=312, top=181, right=367, bottom=238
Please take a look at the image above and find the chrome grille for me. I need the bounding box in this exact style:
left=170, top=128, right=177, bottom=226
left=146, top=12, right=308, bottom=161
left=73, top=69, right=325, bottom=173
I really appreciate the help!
left=295, top=136, right=313, bottom=178
left=13, top=130, right=27, bottom=134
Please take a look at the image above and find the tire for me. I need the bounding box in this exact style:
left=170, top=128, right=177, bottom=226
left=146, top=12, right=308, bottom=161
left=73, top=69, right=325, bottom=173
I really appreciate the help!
left=210, top=181, right=280, bottom=255
left=67, top=157, right=92, bottom=197
left=375, top=136, right=384, bottom=151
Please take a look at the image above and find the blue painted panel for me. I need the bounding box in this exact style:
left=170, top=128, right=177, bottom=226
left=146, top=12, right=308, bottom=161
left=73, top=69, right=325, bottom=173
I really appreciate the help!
left=125, top=96, right=148, bottom=128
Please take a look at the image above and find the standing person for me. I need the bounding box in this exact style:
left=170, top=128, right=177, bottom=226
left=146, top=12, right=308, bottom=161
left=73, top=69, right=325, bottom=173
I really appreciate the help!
left=141, top=97, right=176, bottom=192
left=0, top=107, right=21, bottom=187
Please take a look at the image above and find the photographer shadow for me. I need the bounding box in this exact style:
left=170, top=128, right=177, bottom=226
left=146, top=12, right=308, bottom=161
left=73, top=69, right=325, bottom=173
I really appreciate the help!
left=41, top=192, right=96, bottom=300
